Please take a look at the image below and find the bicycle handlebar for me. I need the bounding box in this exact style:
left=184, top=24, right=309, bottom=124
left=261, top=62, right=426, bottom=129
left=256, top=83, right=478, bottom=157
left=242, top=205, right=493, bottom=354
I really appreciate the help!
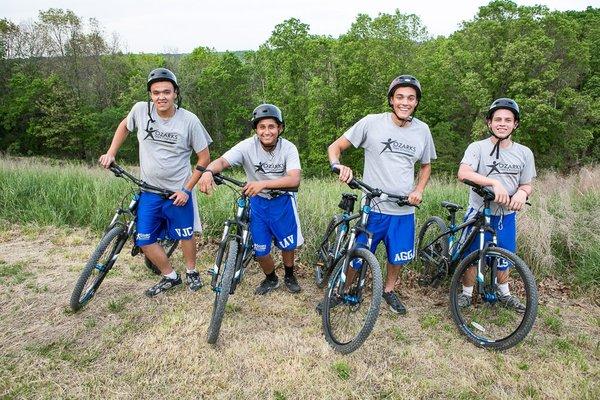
left=109, top=163, right=174, bottom=197
left=331, top=165, right=412, bottom=207
left=462, top=179, right=531, bottom=206
left=196, top=165, right=298, bottom=195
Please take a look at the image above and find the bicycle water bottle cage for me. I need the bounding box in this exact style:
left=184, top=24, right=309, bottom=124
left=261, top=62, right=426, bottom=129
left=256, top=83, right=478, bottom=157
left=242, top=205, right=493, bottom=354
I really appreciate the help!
left=338, top=193, right=358, bottom=213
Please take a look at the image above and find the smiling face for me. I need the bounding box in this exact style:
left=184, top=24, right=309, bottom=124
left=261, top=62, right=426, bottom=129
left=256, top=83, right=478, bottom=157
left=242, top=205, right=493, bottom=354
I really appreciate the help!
left=255, top=117, right=282, bottom=147
left=487, top=108, right=518, bottom=139
left=149, top=80, right=177, bottom=116
left=389, top=86, right=418, bottom=122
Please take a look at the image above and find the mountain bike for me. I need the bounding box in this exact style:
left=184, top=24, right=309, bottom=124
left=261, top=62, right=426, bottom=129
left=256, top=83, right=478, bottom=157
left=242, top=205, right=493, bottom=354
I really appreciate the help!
left=417, top=179, right=538, bottom=350
left=199, top=166, right=297, bottom=344
left=319, top=168, right=412, bottom=354
left=70, top=164, right=179, bottom=312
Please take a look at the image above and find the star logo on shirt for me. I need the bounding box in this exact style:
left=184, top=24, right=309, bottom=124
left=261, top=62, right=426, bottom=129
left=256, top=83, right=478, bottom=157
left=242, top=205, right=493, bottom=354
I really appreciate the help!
left=486, top=161, right=519, bottom=176
left=379, top=138, right=416, bottom=156
left=254, top=162, right=266, bottom=173
left=380, top=139, right=395, bottom=154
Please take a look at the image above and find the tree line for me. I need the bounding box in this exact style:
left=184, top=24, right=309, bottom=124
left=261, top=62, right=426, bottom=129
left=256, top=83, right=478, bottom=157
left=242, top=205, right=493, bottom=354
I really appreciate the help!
left=1, top=0, right=598, bottom=177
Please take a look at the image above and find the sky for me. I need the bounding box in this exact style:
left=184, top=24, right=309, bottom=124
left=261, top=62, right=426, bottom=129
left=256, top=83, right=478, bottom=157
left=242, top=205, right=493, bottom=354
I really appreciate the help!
left=1, top=0, right=597, bottom=53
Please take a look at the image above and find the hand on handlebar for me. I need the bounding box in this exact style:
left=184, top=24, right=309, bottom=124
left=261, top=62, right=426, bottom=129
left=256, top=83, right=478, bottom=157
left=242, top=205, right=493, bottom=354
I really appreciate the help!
left=243, top=181, right=268, bottom=197
left=491, top=181, right=510, bottom=207
left=408, top=189, right=423, bottom=206
left=198, top=171, right=216, bottom=195
left=332, top=164, right=353, bottom=184
left=99, top=153, right=115, bottom=169
left=508, top=189, right=527, bottom=211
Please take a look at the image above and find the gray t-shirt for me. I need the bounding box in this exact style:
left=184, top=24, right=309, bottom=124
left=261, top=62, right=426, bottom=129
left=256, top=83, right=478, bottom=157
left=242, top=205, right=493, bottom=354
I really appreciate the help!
left=127, top=101, right=212, bottom=191
left=461, top=138, right=536, bottom=215
left=222, top=136, right=301, bottom=199
left=343, top=113, right=437, bottom=215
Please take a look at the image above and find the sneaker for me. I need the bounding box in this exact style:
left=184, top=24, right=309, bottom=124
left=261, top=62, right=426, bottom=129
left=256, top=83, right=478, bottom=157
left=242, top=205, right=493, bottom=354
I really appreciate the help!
left=457, top=293, right=472, bottom=308
left=284, top=274, right=301, bottom=293
left=186, top=270, right=203, bottom=292
left=254, top=277, right=279, bottom=295
left=382, top=291, right=407, bottom=315
left=145, top=273, right=182, bottom=297
left=498, top=294, right=526, bottom=313
left=315, top=295, right=343, bottom=315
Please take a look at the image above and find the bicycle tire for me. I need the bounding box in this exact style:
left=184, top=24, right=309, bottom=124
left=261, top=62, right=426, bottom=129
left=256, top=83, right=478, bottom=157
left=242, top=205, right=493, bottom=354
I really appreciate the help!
left=449, top=247, right=538, bottom=351
left=314, top=216, right=348, bottom=288
left=144, top=238, right=180, bottom=275
left=70, top=225, right=128, bottom=312
left=322, top=247, right=383, bottom=354
left=417, top=216, right=449, bottom=287
left=206, top=239, right=238, bottom=344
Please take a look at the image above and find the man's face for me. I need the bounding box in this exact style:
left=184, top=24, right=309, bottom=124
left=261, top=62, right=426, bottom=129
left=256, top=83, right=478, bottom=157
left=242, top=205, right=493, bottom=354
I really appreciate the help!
left=487, top=109, right=518, bottom=138
left=255, top=118, right=282, bottom=147
left=389, top=86, right=418, bottom=120
left=149, top=81, right=177, bottom=113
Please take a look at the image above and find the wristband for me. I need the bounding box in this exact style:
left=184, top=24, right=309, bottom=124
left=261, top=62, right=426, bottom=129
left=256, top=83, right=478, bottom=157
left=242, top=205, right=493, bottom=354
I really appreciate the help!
left=182, top=188, right=192, bottom=195
left=203, top=168, right=214, bottom=175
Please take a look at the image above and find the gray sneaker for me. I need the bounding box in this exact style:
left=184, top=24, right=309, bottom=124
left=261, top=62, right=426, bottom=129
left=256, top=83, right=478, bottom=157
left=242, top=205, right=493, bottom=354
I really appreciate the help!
left=255, top=277, right=279, bottom=295
left=457, top=293, right=472, bottom=308
left=145, top=273, right=182, bottom=297
left=186, top=270, right=203, bottom=292
left=382, top=291, right=407, bottom=315
left=498, top=294, right=526, bottom=313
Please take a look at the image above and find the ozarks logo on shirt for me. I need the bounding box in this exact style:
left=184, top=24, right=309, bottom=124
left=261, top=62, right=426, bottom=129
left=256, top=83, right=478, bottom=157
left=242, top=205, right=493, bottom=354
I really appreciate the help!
left=379, top=138, right=416, bottom=157
left=485, top=161, right=522, bottom=176
left=143, top=126, right=178, bottom=145
left=254, top=161, right=285, bottom=174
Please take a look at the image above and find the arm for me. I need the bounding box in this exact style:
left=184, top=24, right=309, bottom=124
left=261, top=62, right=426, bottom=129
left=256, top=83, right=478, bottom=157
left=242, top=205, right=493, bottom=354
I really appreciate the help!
left=509, top=182, right=533, bottom=211
left=99, top=118, right=128, bottom=168
left=170, top=147, right=212, bottom=206
left=198, top=157, right=232, bottom=195
left=457, top=163, right=510, bottom=206
left=243, top=169, right=301, bottom=197
left=409, top=163, right=432, bottom=205
left=328, top=136, right=353, bottom=183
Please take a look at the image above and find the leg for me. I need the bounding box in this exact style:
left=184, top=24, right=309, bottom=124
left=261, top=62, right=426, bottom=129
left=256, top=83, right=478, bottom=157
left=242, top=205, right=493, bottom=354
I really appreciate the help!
left=141, top=243, right=172, bottom=274
left=282, top=250, right=301, bottom=293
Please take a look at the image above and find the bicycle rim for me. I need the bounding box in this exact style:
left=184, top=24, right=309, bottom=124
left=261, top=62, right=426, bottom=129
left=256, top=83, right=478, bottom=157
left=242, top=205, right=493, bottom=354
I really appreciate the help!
left=450, top=247, right=538, bottom=350
left=322, top=248, right=382, bottom=354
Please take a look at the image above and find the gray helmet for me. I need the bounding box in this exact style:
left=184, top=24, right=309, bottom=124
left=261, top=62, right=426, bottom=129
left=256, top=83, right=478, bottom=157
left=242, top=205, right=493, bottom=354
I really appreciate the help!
left=147, top=68, right=178, bottom=92
left=387, top=75, right=422, bottom=104
left=487, top=98, right=520, bottom=121
left=251, top=104, right=284, bottom=128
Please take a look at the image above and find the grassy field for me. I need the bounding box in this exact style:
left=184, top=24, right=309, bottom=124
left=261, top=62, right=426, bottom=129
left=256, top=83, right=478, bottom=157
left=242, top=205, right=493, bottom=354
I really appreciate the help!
left=0, top=157, right=599, bottom=398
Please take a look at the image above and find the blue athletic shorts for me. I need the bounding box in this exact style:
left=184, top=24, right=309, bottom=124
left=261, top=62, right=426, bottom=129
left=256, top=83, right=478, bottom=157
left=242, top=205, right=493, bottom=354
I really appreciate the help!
left=249, top=194, right=303, bottom=257
left=135, top=191, right=194, bottom=246
left=353, top=212, right=415, bottom=268
left=460, top=208, right=517, bottom=270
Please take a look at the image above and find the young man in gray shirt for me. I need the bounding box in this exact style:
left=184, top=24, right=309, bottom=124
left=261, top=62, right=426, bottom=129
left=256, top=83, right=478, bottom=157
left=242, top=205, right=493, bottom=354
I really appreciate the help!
left=99, top=68, right=212, bottom=297
left=457, top=98, right=536, bottom=311
left=327, top=75, right=437, bottom=315
left=198, top=104, right=303, bottom=295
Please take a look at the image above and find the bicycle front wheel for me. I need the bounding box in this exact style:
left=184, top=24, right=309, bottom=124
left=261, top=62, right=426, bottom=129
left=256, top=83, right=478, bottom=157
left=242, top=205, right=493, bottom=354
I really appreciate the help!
left=417, top=216, right=449, bottom=287
left=449, top=247, right=538, bottom=351
left=314, top=216, right=348, bottom=288
left=322, top=247, right=383, bottom=354
left=144, top=238, right=179, bottom=275
left=70, top=225, right=128, bottom=312
left=206, top=239, right=238, bottom=344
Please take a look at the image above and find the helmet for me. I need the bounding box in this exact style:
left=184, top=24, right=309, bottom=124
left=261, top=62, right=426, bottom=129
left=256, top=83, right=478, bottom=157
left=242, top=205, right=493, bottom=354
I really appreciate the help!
left=387, top=75, right=422, bottom=104
left=251, top=104, right=284, bottom=128
left=487, top=98, right=520, bottom=121
left=147, top=68, right=178, bottom=92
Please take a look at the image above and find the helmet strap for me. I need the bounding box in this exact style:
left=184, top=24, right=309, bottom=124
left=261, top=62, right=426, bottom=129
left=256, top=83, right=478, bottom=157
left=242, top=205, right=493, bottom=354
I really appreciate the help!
left=488, top=130, right=512, bottom=159
left=147, top=98, right=156, bottom=123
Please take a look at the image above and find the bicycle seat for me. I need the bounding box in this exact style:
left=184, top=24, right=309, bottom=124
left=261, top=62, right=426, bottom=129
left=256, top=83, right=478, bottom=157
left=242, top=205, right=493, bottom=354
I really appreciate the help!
left=441, top=201, right=463, bottom=212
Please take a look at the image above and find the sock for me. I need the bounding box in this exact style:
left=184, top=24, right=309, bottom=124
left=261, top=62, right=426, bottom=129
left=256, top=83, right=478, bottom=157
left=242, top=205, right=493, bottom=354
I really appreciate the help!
left=186, top=267, right=197, bottom=274
left=284, top=265, right=294, bottom=277
left=165, top=270, right=178, bottom=280
left=266, top=271, right=278, bottom=282
left=462, top=285, right=474, bottom=297
left=497, top=283, right=510, bottom=296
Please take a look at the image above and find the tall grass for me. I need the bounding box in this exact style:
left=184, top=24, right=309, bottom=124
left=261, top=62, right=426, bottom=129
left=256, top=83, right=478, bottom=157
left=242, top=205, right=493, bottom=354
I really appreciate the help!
left=1, top=157, right=598, bottom=289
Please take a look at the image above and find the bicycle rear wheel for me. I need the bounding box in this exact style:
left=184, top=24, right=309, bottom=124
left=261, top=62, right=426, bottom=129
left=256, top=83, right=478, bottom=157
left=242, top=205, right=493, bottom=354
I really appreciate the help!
left=417, top=216, right=449, bottom=287
left=314, top=216, right=348, bottom=288
left=70, top=225, right=128, bottom=312
left=322, top=247, right=382, bottom=354
left=449, top=247, right=538, bottom=350
left=207, top=239, right=238, bottom=344
left=144, top=238, right=179, bottom=275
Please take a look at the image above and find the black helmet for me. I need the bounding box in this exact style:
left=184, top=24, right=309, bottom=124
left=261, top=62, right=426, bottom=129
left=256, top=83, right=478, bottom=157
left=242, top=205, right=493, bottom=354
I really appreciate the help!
left=487, top=98, right=520, bottom=121
left=387, top=75, right=422, bottom=104
left=147, top=68, right=178, bottom=92
left=251, top=104, right=284, bottom=128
